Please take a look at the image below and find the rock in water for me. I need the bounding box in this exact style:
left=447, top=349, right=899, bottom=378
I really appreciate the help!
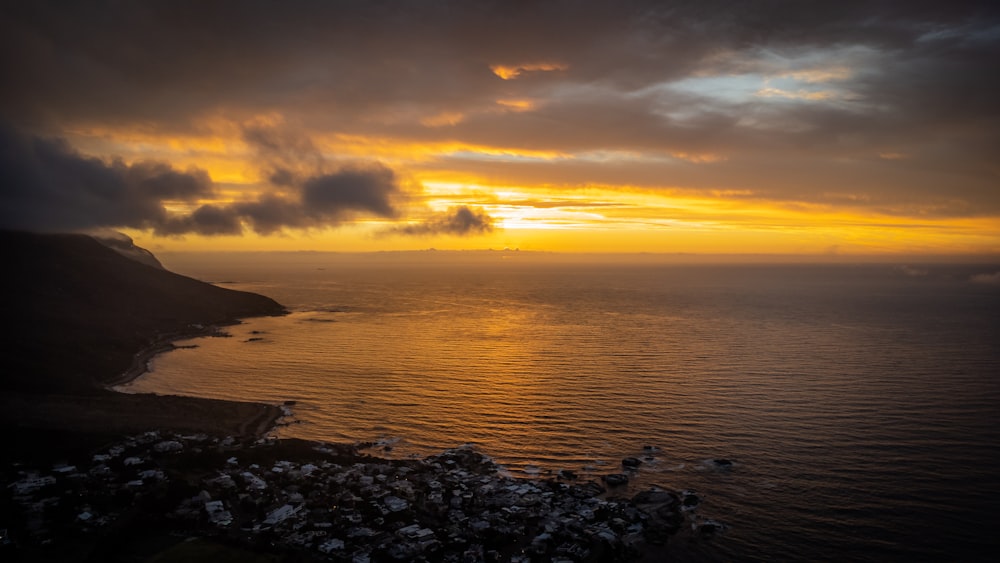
left=632, top=488, right=684, bottom=544
left=622, top=457, right=642, bottom=468
left=604, top=473, right=629, bottom=486
left=682, top=492, right=701, bottom=508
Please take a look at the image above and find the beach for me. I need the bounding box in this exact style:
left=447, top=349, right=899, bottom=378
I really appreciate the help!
left=1, top=391, right=283, bottom=440
left=2, top=317, right=286, bottom=448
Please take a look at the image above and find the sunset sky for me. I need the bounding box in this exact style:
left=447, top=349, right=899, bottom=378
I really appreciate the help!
left=2, top=1, right=998, bottom=255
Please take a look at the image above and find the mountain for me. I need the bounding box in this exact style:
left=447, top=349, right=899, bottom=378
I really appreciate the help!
left=88, top=229, right=166, bottom=269
left=2, top=230, right=285, bottom=393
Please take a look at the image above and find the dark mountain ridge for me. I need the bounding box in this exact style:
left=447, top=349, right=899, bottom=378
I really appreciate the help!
left=2, top=230, right=285, bottom=393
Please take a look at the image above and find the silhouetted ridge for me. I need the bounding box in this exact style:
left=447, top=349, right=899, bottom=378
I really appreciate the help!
left=2, top=230, right=285, bottom=393
left=89, top=229, right=165, bottom=269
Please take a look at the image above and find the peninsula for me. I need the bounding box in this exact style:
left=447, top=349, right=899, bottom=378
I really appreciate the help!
left=1, top=230, right=287, bottom=443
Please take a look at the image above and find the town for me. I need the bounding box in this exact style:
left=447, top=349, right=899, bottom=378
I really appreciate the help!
left=3, top=430, right=723, bottom=562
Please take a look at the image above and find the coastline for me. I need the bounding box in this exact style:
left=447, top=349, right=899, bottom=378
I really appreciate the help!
left=2, top=305, right=694, bottom=563
left=3, top=313, right=289, bottom=443
left=0, top=392, right=284, bottom=440
left=99, top=310, right=292, bottom=439
left=106, top=321, right=242, bottom=389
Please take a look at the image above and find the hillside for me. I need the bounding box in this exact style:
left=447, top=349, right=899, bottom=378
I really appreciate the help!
left=2, top=230, right=285, bottom=393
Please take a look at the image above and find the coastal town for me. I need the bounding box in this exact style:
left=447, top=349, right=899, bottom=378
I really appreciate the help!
left=0, top=233, right=727, bottom=561
left=2, top=428, right=725, bottom=562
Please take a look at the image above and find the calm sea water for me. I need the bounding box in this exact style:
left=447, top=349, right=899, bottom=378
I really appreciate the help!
left=122, top=253, right=1000, bottom=561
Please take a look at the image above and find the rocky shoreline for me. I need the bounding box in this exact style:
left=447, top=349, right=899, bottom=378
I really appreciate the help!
left=0, top=318, right=722, bottom=562
left=1, top=431, right=720, bottom=562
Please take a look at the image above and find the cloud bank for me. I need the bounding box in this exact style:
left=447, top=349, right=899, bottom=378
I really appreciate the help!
left=0, top=0, right=996, bottom=244
left=0, top=124, right=213, bottom=232
left=0, top=124, right=496, bottom=237
left=388, top=206, right=495, bottom=237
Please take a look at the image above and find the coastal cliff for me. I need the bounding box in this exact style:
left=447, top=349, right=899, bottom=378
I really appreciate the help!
left=0, top=230, right=285, bottom=445
left=2, top=230, right=285, bottom=393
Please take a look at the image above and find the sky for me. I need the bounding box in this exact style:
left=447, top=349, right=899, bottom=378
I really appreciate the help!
left=1, top=0, right=999, bottom=255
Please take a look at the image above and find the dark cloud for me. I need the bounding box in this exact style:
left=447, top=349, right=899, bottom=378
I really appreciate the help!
left=389, top=206, right=495, bottom=236
left=224, top=167, right=403, bottom=236
left=124, top=161, right=213, bottom=199
left=0, top=126, right=407, bottom=235
left=238, top=123, right=406, bottom=233
left=157, top=204, right=244, bottom=236
left=0, top=124, right=213, bottom=232
left=1, top=1, right=997, bottom=217
left=151, top=166, right=406, bottom=236
left=302, top=167, right=398, bottom=218
left=4, top=1, right=996, bottom=129
left=268, top=168, right=299, bottom=187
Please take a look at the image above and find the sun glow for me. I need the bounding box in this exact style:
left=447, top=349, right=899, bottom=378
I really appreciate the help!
left=49, top=113, right=1000, bottom=258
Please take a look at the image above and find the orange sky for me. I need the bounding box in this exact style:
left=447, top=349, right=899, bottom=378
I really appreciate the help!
left=2, top=2, right=999, bottom=256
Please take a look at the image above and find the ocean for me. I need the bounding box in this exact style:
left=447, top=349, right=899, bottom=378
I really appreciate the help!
left=120, top=253, right=1000, bottom=561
